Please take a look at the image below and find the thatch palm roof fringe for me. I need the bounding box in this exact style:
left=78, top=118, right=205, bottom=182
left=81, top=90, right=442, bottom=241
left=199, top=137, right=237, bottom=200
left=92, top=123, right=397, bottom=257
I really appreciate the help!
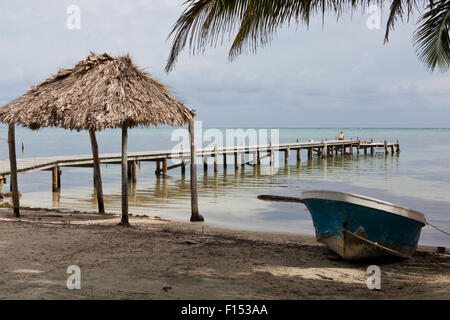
left=0, top=53, right=195, bottom=130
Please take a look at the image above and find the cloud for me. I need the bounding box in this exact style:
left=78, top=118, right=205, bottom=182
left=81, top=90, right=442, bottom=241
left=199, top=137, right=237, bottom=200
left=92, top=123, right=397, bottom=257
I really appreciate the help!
left=0, top=1, right=448, bottom=128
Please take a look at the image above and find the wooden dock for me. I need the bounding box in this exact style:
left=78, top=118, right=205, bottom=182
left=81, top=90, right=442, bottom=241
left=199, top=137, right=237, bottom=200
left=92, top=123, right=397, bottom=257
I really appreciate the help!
left=0, top=138, right=399, bottom=193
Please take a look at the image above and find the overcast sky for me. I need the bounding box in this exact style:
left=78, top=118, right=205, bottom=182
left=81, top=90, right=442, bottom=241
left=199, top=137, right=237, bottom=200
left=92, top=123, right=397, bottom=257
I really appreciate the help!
left=0, top=0, right=449, bottom=128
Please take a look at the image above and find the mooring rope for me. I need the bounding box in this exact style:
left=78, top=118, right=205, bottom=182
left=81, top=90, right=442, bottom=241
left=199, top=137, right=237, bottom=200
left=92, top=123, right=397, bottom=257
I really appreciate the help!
left=427, top=222, right=450, bottom=237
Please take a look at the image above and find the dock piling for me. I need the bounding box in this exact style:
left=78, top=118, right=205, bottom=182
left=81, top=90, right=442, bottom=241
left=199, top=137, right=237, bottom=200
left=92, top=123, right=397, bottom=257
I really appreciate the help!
left=223, top=153, right=227, bottom=168
left=307, top=147, right=313, bottom=161
left=214, top=145, right=219, bottom=173
left=0, top=178, right=4, bottom=195
left=127, top=161, right=132, bottom=179
left=156, top=160, right=161, bottom=176
left=241, top=142, right=246, bottom=167
left=322, top=142, right=327, bottom=159
left=269, top=142, right=274, bottom=166
left=181, top=145, right=186, bottom=175
left=52, top=167, right=60, bottom=192
left=203, top=155, right=208, bottom=173
left=162, top=159, right=168, bottom=177
left=132, top=160, right=137, bottom=182
left=256, top=147, right=261, bottom=165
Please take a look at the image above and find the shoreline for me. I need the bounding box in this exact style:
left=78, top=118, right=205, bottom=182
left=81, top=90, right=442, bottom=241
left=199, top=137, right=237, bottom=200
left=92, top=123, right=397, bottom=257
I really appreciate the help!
left=0, top=207, right=449, bottom=299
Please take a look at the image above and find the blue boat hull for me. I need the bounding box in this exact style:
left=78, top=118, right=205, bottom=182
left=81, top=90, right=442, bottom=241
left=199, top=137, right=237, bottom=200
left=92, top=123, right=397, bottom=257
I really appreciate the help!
left=301, top=195, right=425, bottom=260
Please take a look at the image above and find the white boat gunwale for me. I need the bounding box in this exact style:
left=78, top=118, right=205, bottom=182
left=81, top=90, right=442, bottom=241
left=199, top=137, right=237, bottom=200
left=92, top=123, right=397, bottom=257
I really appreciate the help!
left=301, top=190, right=426, bottom=225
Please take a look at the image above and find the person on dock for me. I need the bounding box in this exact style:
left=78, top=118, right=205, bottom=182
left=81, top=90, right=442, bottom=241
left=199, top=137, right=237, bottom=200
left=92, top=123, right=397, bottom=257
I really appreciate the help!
left=338, top=131, right=345, bottom=140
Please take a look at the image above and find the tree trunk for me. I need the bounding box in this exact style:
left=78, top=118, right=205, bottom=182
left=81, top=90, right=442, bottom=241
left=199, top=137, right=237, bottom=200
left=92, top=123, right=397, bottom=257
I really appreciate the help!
left=120, top=124, right=129, bottom=226
left=8, top=124, right=20, bottom=217
left=89, top=129, right=105, bottom=214
left=189, top=119, right=203, bottom=222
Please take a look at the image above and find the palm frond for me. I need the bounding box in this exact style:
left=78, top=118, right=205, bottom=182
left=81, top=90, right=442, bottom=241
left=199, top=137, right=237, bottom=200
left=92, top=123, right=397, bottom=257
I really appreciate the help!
left=165, top=0, right=446, bottom=73
left=165, top=0, right=383, bottom=72
left=384, top=0, right=419, bottom=43
left=414, top=0, right=450, bottom=71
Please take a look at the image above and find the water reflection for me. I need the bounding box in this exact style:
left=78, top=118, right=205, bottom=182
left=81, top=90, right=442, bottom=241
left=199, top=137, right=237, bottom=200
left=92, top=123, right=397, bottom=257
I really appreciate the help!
left=4, top=152, right=448, bottom=246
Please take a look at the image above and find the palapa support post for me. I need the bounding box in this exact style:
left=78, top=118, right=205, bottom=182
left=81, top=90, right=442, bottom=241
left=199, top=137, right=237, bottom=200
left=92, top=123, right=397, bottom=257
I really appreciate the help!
left=89, top=129, right=105, bottom=213
left=120, top=123, right=129, bottom=226
left=188, top=119, right=203, bottom=222
left=8, top=124, right=20, bottom=217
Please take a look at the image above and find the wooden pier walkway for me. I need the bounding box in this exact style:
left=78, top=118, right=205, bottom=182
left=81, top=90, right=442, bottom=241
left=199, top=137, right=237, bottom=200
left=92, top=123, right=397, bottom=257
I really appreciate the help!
left=0, top=138, right=399, bottom=192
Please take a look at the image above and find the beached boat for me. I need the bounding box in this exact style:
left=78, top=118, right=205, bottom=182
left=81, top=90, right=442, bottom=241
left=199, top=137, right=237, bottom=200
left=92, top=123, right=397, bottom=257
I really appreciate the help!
left=301, top=190, right=426, bottom=260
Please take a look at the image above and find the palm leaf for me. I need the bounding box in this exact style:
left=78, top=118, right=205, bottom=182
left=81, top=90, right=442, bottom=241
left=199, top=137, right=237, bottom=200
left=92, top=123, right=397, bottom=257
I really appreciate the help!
left=165, top=0, right=446, bottom=72
left=165, top=0, right=382, bottom=72
left=384, top=0, right=419, bottom=43
left=414, top=0, right=450, bottom=71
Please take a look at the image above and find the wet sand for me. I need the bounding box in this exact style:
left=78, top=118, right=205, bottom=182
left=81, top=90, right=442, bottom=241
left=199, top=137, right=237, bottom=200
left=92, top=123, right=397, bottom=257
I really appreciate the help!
left=0, top=207, right=449, bottom=300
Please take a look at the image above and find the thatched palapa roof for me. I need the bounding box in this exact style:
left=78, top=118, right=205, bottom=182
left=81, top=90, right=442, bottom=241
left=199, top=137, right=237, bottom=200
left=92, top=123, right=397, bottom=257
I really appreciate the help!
left=0, top=53, right=194, bottom=130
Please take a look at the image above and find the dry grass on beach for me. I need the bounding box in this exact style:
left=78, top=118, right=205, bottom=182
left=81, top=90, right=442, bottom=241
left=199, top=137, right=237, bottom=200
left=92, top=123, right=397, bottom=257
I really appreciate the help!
left=0, top=208, right=449, bottom=300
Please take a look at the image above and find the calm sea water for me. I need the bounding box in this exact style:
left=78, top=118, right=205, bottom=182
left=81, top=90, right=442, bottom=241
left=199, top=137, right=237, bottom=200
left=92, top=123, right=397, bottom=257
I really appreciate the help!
left=0, top=127, right=449, bottom=247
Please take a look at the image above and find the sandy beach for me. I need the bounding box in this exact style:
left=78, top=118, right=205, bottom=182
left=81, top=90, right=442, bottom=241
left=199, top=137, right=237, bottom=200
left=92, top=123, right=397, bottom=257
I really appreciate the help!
left=0, top=207, right=448, bottom=300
